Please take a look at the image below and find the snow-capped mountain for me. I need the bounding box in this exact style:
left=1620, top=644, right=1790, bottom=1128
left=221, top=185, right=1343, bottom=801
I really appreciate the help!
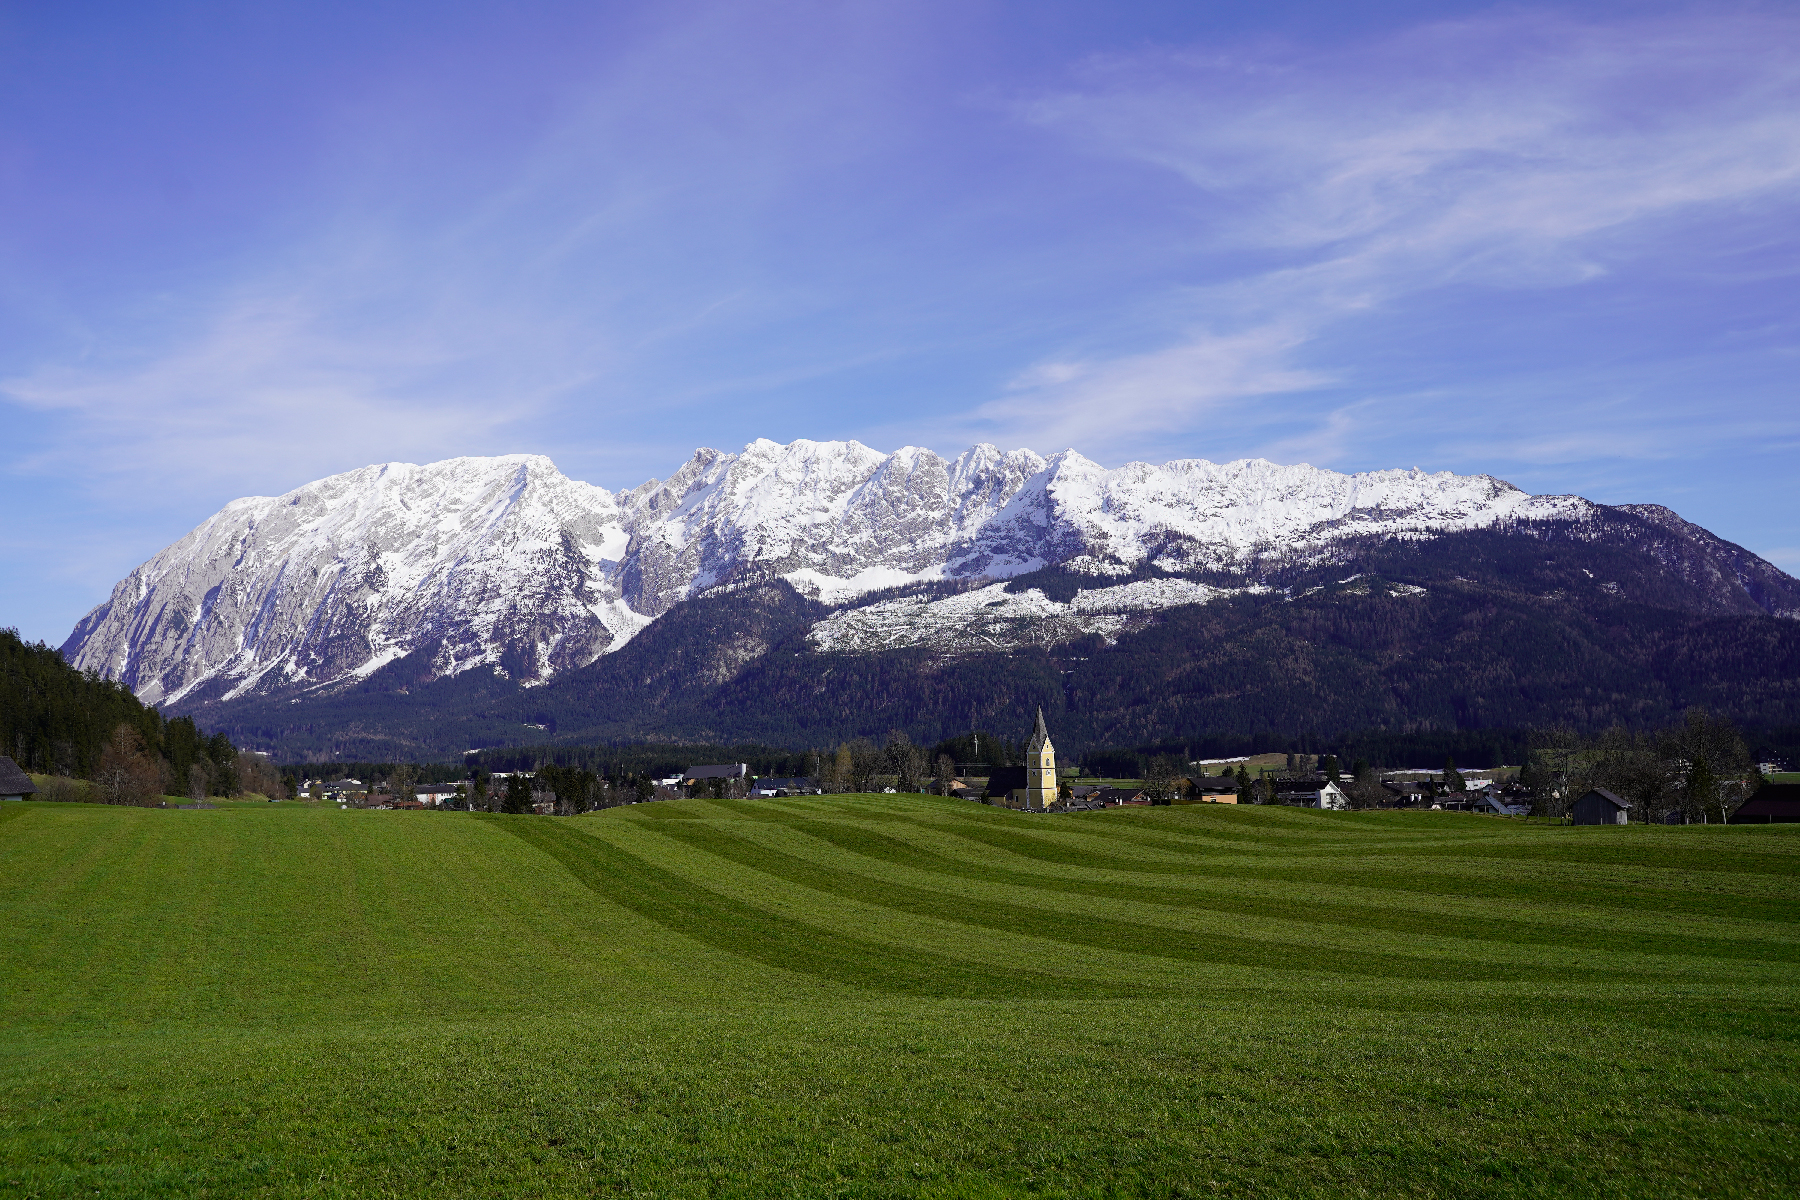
left=63, top=456, right=647, bottom=706
left=61, top=439, right=1794, bottom=708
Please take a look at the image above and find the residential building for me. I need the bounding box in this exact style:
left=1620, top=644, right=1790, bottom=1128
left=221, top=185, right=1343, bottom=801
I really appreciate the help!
left=1276, top=778, right=1349, bottom=810
left=683, top=763, right=748, bottom=785
left=750, top=776, right=818, bottom=796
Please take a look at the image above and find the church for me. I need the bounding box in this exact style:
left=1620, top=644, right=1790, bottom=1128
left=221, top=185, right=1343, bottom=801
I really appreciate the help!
left=985, top=708, right=1059, bottom=811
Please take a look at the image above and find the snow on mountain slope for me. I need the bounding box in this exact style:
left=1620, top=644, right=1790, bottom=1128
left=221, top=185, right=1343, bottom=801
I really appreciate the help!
left=62, top=456, right=644, bottom=706
left=617, top=439, right=1049, bottom=615
left=957, top=452, right=1592, bottom=577
left=807, top=578, right=1264, bottom=654
left=61, top=439, right=1651, bottom=705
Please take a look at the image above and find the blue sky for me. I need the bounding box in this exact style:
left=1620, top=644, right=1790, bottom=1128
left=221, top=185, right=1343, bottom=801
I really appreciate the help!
left=3, top=1, right=1797, bottom=646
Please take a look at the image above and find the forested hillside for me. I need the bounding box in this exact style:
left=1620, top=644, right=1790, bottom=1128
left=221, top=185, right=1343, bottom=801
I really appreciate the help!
left=0, top=627, right=243, bottom=796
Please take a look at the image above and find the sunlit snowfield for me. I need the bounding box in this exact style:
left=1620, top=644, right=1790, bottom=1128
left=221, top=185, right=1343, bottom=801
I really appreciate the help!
left=2, top=796, right=1796, bottom=1197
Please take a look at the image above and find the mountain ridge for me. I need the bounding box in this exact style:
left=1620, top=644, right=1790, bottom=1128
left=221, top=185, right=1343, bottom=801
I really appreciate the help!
left=60, top=442, right=1800, bottom=755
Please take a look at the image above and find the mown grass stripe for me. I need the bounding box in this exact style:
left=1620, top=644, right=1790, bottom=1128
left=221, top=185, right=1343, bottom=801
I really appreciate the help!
left=1372, top=838, right=1800, bottom=876
left=647, top=820, right=1632, bottom=984
left=481, top=814, right=1131, bottom=999
left=788, top=820, right=1800, bottom=965
left=893, top=816, right=1800, bottom=924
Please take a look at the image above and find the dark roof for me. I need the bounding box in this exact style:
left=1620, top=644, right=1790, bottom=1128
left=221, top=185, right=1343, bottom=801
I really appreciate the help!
left=1093, top=786, right=1146, bottom=803
left=684, top=763, right=747, bottom=779
left=1577, top=788, right=1630, bottom=809
left=0, top=757, right=38, bottom=795
left=987, top=765, right=1028, bottom=794
left=1736, top=785, right=1800, bottom=817
left=1026, top=707, right=1050, bottom=752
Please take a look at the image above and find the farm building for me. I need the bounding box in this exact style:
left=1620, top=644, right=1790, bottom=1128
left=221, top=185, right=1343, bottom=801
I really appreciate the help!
left=0, top=757, right=38, bottom=802
left=750, top=776, right=817, bottom=796
left=683, top=763, right=747, bottom=784
left=1728, top=784, right=1800, bottom=824
left=1570, top=788, right=1631, bottom=825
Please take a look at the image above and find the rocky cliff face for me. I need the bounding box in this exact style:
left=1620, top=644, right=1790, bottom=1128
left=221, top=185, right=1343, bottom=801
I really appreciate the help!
left=62, top=456, right=645, bottom=707
left=62, top=439, right=1800, bottom=708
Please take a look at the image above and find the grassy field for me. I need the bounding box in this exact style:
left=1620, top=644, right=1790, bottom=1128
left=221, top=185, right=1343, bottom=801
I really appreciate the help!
left=1, top=795, right=1796, bottom=1198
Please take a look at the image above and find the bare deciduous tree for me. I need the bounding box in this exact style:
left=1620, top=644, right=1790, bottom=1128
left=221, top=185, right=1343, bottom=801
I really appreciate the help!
left=1344, top=764, right=1389, bottom=810
left=94, top=725, right=164, bottom=806
left=886, top=730, right=926, bottom=792
left=934, top=753, right=957, bottom=795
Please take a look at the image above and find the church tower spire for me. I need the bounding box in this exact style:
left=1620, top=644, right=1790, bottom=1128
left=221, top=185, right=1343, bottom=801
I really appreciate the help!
left=1024, top=707, right=1057, bottom=811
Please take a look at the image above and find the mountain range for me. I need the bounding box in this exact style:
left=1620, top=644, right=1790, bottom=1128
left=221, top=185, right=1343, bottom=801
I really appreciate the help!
left=60, top=441, right=1800, bottom=760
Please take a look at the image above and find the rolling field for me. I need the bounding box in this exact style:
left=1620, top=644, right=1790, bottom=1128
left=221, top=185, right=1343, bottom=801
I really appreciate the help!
left=1, top=795, right=1797, bottom=1198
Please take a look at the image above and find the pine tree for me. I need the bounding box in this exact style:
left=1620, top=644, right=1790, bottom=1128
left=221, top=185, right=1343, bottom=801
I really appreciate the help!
left=503, top=773, right=533, bottom=814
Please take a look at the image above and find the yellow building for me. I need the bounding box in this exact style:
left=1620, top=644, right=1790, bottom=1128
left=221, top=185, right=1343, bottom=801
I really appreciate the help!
left=1024, top=707, right=1057, bottom=812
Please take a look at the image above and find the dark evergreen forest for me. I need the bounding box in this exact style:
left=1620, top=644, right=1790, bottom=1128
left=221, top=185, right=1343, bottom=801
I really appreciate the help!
left=1, top=627, right=240, bottom=790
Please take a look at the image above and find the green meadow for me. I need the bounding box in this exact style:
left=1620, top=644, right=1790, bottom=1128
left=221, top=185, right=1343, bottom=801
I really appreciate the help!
left=1, top=796, right=1796, bottom=1198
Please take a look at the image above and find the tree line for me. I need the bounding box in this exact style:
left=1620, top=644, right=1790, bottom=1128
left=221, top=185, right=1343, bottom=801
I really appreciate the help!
left=1514, top=709, right=1760, bottom=823
left=1, top=628, right=262, bottom=805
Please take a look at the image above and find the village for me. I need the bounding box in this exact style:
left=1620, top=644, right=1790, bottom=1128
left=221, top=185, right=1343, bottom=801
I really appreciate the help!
left=291, top=708, right=1799, bottom=827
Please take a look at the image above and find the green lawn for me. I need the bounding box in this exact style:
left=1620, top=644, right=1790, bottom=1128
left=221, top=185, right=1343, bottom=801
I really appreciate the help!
left=1, top=796, right=1796, bottom=1198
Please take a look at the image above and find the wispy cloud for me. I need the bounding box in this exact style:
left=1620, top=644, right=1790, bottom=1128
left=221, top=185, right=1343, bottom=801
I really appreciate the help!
left=978, top=10, right=1800, bottom=461
left=974, top=323, right=1329, bottom=455
left=2, top=282, right=574, bottom=500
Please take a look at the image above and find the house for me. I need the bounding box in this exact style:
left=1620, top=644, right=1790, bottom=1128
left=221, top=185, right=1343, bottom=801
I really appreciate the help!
left=1277, top=779, right=1349, bottom=810
left=1091, top=785, right=1150, bottom=806
left=750, top=776, right=817, bottom=796
left=683, top=763, right=748, bottom=785
left=1382, top=781, right=1430, bottom=807
left=0, top=757, right=39, bottom=802
left=1570, top=788, right=1631, bottom=825
left=415, top=789, right=458, bottom=807
left=1729, top=783, right=1800, bottom=824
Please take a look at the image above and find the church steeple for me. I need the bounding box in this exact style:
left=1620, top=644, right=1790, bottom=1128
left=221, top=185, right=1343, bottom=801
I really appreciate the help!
left=1023, top=707, right=1056, bottom=811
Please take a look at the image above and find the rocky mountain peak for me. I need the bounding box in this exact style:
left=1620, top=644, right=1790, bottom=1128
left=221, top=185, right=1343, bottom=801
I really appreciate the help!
left=61, top=440, right=1797, bottom=709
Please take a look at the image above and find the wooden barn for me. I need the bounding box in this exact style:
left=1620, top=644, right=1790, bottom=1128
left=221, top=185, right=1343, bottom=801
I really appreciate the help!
left=1570, top=788, right=1630, bottom=825
left=1728, top=783, right=1800, bottom=824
